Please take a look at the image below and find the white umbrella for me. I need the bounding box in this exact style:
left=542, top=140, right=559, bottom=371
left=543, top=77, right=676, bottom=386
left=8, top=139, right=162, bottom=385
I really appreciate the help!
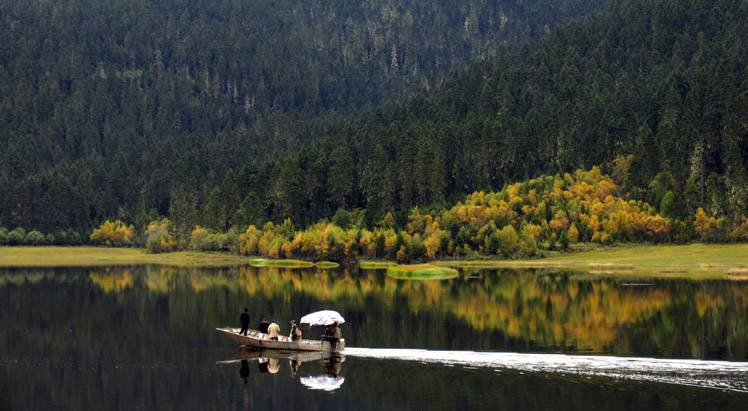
left=300, top=375, right=345, bottom=391
left=300, top=310, right=345, bottom=326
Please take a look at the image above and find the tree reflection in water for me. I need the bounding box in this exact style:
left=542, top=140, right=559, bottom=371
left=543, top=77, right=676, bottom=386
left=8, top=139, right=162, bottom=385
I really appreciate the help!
left=3, top=265, right=748, bottom=359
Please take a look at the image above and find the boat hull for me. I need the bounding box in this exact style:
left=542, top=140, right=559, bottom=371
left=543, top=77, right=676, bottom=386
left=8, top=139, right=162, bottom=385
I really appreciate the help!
left=216, top=328, right=345, bottom=351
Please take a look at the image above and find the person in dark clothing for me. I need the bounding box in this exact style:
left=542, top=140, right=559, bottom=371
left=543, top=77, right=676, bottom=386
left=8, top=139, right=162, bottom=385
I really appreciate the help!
left=290, top=358, right=299, bottom=377
left=290, top=320, right=300, bottom=342
left=258, top=317, right=270, bottom=334
left=240, top=360, right=249, bottom=383
left=239, top=308, right=250, bottom=336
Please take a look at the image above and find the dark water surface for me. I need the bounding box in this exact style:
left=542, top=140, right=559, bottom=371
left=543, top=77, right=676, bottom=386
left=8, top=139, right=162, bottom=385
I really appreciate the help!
left=1, top=265, right=747, bottom=409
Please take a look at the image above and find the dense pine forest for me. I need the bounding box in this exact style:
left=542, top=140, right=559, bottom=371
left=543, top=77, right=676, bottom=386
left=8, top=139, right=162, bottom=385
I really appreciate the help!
left=0, top=0, right=610, bottom=234
left=2, top=0, right=748, bottom=257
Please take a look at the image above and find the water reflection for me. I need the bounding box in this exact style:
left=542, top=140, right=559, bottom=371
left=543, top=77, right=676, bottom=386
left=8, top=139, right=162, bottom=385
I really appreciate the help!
left=218, top=349, right=345, bottom=390
left=3, top=265, right=748, bottom=409
left=301, top=374, right=345, bottom=391
left=2, top=265, right=748, bottom=359
left=240, top=359, right=249, bottom=383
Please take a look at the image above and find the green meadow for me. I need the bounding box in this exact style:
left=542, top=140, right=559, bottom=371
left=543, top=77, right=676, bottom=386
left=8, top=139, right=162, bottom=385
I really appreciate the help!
left=0, top=246, right=253, bottom=267
left=435, top=243, right=748, bottom=280
left=1, top=244, right=747, bottom=280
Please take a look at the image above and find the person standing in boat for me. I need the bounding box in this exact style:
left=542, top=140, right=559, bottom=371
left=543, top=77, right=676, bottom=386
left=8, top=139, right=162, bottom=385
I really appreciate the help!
left=290, top=320, right=301, bottom=342
left=239, top=308, right=250, bottom=336
left=267, top=320, right=280, bottom=341
left=258, top=317, right=270, bottom=335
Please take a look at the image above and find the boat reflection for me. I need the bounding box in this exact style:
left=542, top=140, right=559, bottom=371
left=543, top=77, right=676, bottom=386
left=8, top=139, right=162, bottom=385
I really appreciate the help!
left=217, top=348, right=345, bottom=389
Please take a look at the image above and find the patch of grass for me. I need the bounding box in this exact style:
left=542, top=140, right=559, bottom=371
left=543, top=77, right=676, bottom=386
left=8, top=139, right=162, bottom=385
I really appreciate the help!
left=546, top=243, right=748, bottom=268
left=434, top=261, right=524, bottom=269
left=249, top=258, right=268, bottom=267
left=387, top=264, right=459, bottom=280
left=588, top=263, right=635, bottom=270
left=432, top=244, right=748, bottom=280
left=262, top=259, right=315, bottom=268
left=360, top=261, right=397, bottom=269
left=0, top=247, right=253, bottom=267
left=315, top=261, right=340, bottom=268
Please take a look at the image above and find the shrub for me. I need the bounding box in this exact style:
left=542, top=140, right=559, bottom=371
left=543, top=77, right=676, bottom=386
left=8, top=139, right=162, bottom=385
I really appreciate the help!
left=6, top=228, right=26, bottom=245
left=190, top=226, right=219, bottom=251
left=143, top=218, right=177, bottom=253
left=90, top=220, right=135, bottom=247
left=67, top=230, right=83, bottom=245
left=26, top=230, right=47, bottom=245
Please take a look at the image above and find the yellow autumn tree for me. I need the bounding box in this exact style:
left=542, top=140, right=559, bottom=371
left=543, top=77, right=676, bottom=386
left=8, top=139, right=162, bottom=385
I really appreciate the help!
left=695, top=208, right=726, bottom=242
left=568, top=223, right=579, bottom=243
left=90, top=220, right=134, bottom=247
left=239, top=225, right=262, bottom=255
left=144, top=218, right=176, bottom=253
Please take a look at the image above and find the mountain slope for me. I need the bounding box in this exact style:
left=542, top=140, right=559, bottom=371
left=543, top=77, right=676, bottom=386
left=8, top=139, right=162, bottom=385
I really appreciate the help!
left=244, top=0, right=748, bottom=230
left=0, top=0, right=613, bottom=232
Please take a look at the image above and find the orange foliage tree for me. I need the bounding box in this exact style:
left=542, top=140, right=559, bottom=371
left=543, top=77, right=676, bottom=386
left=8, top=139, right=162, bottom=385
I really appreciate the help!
left=90, top=220, right=135, bottom=247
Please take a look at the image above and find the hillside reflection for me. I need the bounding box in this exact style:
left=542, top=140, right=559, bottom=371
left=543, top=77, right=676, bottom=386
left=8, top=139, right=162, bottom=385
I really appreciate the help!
left=2, top=265, right=748, bottom=359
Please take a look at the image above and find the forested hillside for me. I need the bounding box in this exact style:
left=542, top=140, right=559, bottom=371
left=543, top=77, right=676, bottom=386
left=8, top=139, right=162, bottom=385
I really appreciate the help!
left=219, top=0, right=747, bottom=232
left=0, top=0, right=611, bottom=234
left=2, top=0, right=748, bottom=249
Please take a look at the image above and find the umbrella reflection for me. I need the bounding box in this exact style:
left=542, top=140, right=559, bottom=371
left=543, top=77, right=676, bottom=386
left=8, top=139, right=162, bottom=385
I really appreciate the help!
left=299, top=375, right=345, bottom=391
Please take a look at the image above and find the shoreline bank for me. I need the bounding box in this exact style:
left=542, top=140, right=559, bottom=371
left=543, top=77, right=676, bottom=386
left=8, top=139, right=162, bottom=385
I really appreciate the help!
left=1, top=244, right=746, bottom=279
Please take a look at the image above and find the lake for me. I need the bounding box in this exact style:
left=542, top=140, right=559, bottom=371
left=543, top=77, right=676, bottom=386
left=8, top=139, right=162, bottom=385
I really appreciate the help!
left=1, top=265, right=747, bottom=409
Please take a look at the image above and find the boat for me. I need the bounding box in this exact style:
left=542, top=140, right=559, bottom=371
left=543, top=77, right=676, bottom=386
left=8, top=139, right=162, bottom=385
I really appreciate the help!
left=215, top=328, right=345, bottom=352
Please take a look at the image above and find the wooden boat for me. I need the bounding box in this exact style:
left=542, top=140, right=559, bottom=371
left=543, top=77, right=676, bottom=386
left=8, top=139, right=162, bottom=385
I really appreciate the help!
left=215, top=328, right=345, bottom=352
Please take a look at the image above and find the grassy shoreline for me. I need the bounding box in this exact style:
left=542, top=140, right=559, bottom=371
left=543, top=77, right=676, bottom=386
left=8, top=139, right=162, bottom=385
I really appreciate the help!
left=0, top=246, right=254, bottom=267
left=434, top=243, right=748, bottom=279
left=0, top=244, right=746, bottom=279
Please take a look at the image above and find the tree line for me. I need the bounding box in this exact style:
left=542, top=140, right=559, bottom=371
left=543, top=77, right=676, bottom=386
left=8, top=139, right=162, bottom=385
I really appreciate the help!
left=53, top=166, right=743, bottom=262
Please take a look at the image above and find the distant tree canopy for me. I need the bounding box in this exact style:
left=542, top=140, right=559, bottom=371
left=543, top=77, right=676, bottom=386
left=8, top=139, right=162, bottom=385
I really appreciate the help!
left=45, top=166, right=740, bottom=261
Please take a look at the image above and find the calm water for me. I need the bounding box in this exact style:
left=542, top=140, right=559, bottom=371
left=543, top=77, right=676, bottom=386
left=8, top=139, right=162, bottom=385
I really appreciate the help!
left=1, top=265, right=748, bottom=409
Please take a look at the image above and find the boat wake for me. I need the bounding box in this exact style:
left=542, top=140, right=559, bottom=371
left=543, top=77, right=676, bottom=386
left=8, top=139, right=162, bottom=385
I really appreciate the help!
left=344, top=348, right=748, bottom=393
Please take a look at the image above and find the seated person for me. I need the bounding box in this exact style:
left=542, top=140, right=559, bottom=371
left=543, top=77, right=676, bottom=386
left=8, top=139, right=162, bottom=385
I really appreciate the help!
left=258, top=317, right=270, bottom=335
left=322, top=321, right=342, bottom=350
left=267, top=320, right=280, bottom=341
